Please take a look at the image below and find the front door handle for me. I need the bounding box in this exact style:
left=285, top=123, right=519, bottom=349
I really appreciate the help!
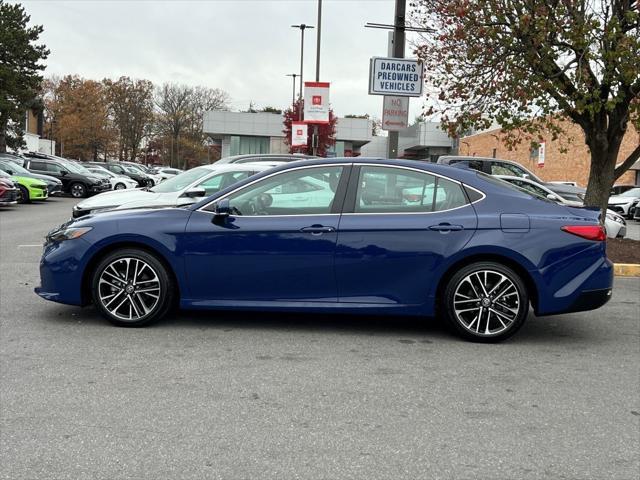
left=300, top=225, right=335, bottom=235
left=428, top=223, right=464, bottom=232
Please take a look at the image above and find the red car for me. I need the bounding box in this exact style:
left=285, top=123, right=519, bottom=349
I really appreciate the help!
left=0, top=176, right=19, bottom=206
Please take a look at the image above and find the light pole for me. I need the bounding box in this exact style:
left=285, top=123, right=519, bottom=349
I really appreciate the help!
left=286, top=73, right=298, bottom=106
left=291, top=24, right=314, bottom=101
left=312, top=0, right=322, bottom=156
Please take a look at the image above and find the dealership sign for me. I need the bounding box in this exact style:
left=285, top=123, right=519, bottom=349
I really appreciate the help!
left=303, top=82, right=330, bottom=124
left=538, top=141, right=546, bottom=168
left=382, top=96, right=409, bottom=131
left=369, top=57, right=423, bottom=97
left=291, top=122, right=308, bottom=147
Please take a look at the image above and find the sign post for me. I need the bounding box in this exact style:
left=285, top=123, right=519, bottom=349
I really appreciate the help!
left=382, top=96, right=409, bottom=131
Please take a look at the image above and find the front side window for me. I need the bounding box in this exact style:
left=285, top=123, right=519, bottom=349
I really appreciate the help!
left=197, top=171, right=251, bottom=196
left=222, top=166, right=343, bottom=216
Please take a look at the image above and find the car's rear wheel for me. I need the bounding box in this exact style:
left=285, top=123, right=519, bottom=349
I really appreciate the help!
left=17, top=185, right=30, bottom=204
left=443, top=262, right=529, bottom=342
left=70, top=182, right=87, bottom=198
left=114, top=182, right=126, bottom=190
left=91, top=249, right=174, bottom=327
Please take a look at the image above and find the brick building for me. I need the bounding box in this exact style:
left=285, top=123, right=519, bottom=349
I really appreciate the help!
left=460, top=120, right=639, bottom=187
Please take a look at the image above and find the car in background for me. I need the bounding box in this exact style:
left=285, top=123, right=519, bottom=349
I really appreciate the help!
left=607, top=187, right=640, bottom=218
left=36, top=158, right=614, bottom=342
left=216, top=153, right=316, bottom=165
left=21, top=155, right=111, bottom=198
left=85, top=162, right=154, bottom=188
left=85, top=166, right=138, bottom=190
left=151, top=167, right=182, bottom=181
left=118, top=162, right=163, bottom=185
left=496, top=175, right=626, bottom=239
left=610, top=184, right=638, bottom=196
left=0, top=162, right=48, bottom=203
left=72, top=163, right=277, bottom=218
left=0, top=172, right=19, bottom=206
left=438, top=156, right=586, bottom=201
left=0, top=153, right=63, bottom=197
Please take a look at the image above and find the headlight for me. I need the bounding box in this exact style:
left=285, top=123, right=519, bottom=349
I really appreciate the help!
left=605, top=213, right=625, bottom=224
left=577, top=193, right=585, bottom=201
left=47, top=226, right=93, bottom=243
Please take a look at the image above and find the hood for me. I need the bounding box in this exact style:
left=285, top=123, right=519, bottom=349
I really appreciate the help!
left=608, top=195, right=636, bottom=205
left=113, top=195, right=195, bottom=211
left=25, top=172, right=61, bottom=186
left=75, top=188, right=159, bottom=210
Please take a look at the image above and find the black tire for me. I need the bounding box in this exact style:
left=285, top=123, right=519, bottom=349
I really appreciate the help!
left=91, top=248, right=175, bottom=327
left=70, top=182, right=87, bottom=198
left=114, top=183, right=126, bottom=190
left=17, top=185, right=30, bottom=204
left=442, top=261, right=529, bottom=342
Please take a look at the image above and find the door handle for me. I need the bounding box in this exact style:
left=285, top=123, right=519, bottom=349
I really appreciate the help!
left=300, top=225, right=335, bottom=235
left=428, top=223, right=464, bottom=232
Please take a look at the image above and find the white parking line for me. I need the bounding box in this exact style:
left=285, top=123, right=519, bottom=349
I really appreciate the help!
left=17, top=244, right=42, bottom=248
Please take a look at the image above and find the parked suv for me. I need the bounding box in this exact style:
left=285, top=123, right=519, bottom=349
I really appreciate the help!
left=438, top=156, right=586, bottom=201
left=86, top=162, right=154, bottom=188
left=22, top=154, right=110, bottom=198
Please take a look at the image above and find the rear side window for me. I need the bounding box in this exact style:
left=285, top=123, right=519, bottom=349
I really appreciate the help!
left=355, top=166, right=468, bottom=213
left=29, top=160, right=47, bottom=171
left=449, top=159, right=485, bottom=172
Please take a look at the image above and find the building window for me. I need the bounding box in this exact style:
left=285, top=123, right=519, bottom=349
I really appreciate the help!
left=492, top=148, right=497, bottom=158
left=530, top=147, right=539, bottom=160
left=230, top=136, right=269, bottom=155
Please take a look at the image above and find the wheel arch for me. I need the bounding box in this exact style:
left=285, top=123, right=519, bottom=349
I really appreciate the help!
left=81, top=241, right=181, bottom=305
left=435, top=253, right=539, bottom=314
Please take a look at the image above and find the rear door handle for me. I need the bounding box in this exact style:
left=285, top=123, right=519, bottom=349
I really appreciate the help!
left=300, top=225, right=335, bottom=234
left=428, top=223, right=464, bottom=232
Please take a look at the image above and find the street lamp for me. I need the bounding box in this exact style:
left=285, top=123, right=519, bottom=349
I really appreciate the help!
left=286, top=73, right=298, bottom=107
left=291, top=24, right=314, bottom=100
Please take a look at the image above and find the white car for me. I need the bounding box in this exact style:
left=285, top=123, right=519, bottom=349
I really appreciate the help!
left=86, top=166, right=138, bottom=190
left=153, top=167, right=183, bottom=181
left=497, top=175, right=627, bottom=239
left=607, top=187, right=640, bottom=218
left=72, top=163, right=278, bottom=218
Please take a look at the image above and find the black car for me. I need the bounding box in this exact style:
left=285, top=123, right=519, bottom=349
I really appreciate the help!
left=86, top=162, right=153, bottom=188
left=21, top=154, right=110, bottom=198
left=0, top=154, right=63, bottom=196
left=437, top=155, right=586, bottom=201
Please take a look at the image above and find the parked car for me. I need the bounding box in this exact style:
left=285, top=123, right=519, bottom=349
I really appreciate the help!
left=86, top=162, right=154, bottom=188
left=152, top=167, right=183, bottom=181
left=0, top=156, right=63, bottom=197
left=607, top=187, right=640, bottom=218
left=118, top=162, right=163, bottom=185
left=438, top=156, right=586, bottom=201
left=71, top=163, right=276, bottom=218
left=85, top=166, right=139, bottom=190
left=21, top=155, right=111, bottom=198
left=216, top=153, right=316, bottom=165
left=37, top=158, right=613, bottom=342
left=0, top=172, right=19, bottom=206
left=610, top=184, right=638, bottom=196
left=496, top=175, right=627, bottom=239
left=0, top=160, right=51, bottom=203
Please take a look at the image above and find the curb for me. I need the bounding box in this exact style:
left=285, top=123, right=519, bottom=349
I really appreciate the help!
left=614, top=264, right=640, bottom=277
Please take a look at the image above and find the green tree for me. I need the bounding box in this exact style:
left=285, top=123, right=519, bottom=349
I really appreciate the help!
left=0, top=1, right=49, bottom=152
left=412, top=0, right=640, bottom=211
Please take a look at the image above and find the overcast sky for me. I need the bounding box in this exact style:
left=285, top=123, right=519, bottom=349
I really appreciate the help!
left=20, top=0, right=424, bottom=120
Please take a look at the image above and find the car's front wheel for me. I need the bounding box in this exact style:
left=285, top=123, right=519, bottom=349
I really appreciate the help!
left=17, top=185, right=30, bottom=204
left=443, top=262, right=529, bottom=342
left=114, top=182, right=126, bottom=190
left=70, top=182, right=87, bottom=198
left=91, top=248, right=175, bottom=327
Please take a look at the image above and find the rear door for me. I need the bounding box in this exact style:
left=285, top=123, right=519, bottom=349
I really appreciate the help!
left=335, top=164, right=478, bottom=305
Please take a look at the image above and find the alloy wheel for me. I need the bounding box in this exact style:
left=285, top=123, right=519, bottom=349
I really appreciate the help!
left=71, top=184, right=85, bottom=198
left=115, top=183, right=126, bottom=190
left=97, top=257, right=162, bottom=321
left=452, top=270, right=520, bottom=336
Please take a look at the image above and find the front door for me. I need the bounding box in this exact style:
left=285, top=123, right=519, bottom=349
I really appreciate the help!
left=182, top=164, right=350, bottom=303
left=335, top=164, right=477, bottom=306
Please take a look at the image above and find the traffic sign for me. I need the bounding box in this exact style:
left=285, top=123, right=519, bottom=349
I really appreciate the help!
left=382, top=96, right=409, bottom=131
left=369, top=57, right=423, bottom=97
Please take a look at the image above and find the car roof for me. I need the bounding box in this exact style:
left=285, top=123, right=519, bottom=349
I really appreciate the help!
left=195, top=162, right=276, bottom=172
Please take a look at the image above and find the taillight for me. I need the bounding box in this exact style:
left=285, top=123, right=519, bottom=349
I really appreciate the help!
left=561, top=225, right=607, bottom=241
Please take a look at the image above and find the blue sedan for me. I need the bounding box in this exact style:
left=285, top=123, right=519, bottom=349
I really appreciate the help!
left=35, top=159, right=613, bottom=342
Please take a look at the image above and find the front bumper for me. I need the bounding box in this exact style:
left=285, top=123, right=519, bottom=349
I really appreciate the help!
left=88, top=183, right=111, bottom=194
left=29, top=186, right=49, bottom=200
left=48, top=184, right=63, bottom=196
left=0, top=188, right=19, bottom=205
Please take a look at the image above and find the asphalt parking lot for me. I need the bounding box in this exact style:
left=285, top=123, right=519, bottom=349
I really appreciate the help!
left=1, top=197, right=639, bottom=480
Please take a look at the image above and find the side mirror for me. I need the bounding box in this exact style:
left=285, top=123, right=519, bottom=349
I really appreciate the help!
left=211, top=198, right=231, bottom=224
left=6, top=170, right=13, bottom=175
left=183, top=187, right=206, bottom=198
left=522, top=173, right=530, bottom=179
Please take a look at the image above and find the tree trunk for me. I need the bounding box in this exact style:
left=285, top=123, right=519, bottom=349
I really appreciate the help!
left=0, top=113, right=8, bottom=153
left=583, top=130, right=621, bottom=216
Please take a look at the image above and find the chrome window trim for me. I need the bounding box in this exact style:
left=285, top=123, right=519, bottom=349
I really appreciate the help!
left=195, top=161, right=487, bottom=217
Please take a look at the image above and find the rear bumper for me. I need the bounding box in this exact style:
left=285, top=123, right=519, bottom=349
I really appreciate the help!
left=564, top=288, right=612, bottom=314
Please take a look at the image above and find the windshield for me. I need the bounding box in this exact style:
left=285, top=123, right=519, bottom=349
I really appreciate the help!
left=61, top=160, right=93, bottom=175
left=619, top=188, right=640, bottom=197
left=127, top=163, right=149, bottom=173
left=151, top=167, right=212, bottom=193
left=89, top=167, right=114, bottom=178
left=122, top=165, right=142, bottom=175
left=0, top=161, right=30, bottom=175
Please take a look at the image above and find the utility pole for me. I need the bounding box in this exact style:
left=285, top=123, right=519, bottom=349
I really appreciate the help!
left=291, top=24, right=314, bottom=100
left=286, top=73, right=298, bottom=106
left=388, top=0, right=405, bottom=159
left=312, top=0, right=322, bottom=156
